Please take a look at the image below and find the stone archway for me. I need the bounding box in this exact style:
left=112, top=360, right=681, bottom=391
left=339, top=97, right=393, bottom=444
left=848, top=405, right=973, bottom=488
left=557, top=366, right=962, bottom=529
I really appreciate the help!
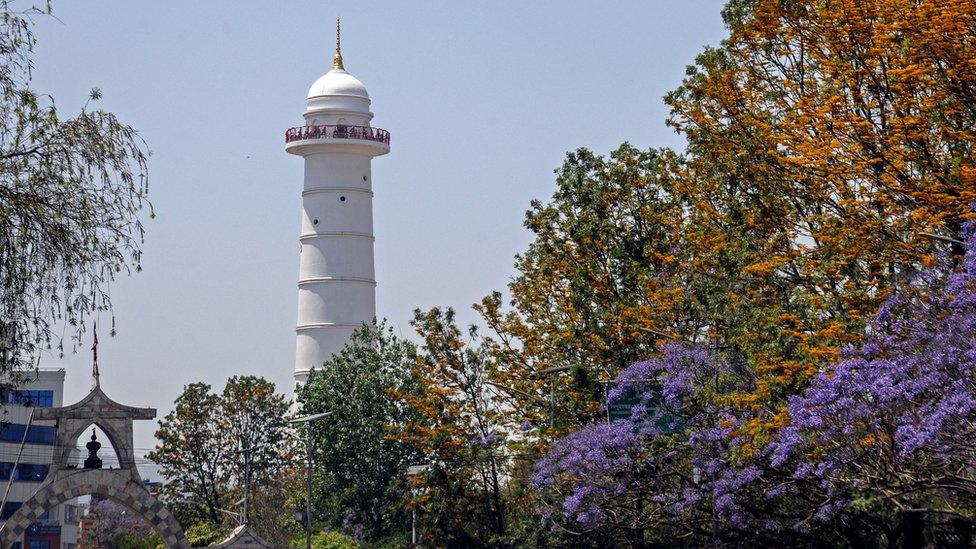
left=0, top=381, right=190, bottom=548
left=0, top=469, right=189, bottom=548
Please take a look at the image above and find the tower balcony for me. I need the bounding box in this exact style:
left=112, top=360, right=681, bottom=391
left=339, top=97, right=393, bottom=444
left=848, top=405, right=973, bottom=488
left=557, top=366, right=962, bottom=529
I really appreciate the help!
left=284, top=124, right=391, bottom=156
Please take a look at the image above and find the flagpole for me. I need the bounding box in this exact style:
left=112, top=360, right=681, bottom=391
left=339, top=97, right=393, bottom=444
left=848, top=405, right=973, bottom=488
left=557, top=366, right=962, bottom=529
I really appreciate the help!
left=91, top=323, right=100, bottom=388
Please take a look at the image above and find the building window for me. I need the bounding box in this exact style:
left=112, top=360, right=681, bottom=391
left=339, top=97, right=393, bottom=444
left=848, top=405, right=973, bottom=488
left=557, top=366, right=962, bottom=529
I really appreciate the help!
left=0, top=502, right=21, bottom=520
left=28, top=541, right=49, bottom=549
left=5, top=390, right=54, bottom=407
left=0, top=462, right=49, bottom=481
left=0, top=424, right=56, bottom=445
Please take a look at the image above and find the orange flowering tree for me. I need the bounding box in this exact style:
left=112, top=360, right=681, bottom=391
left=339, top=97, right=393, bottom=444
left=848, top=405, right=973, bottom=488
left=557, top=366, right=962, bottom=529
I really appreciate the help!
left=663, top=0, right=976, bottom=435
left=392, top=307, right=510, bottom=545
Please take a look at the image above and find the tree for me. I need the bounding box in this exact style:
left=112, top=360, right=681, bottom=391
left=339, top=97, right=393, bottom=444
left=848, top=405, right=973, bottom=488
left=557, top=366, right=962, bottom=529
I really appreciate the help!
left=769, top=220, right=976, bottom=544
left=532, top=222, right=976, bottom=546
left=148, top=377, right=291, bottom=536
left=295, top=321, right=420, bottom=544
left=220, top=375, right=292, bottom=532
left=247, top=464, right=304, bottom=547
left=663, top=0, right=976, bottom=435
left=531, top=344, right=769, bottom=546
left=305, top=530, right=358, bottom=549
left=392, top=307, right=510, bottom=546
left=477, top=145, right=693, bottom=429
left=0, top=2, right=151, bottom=371
left=86, top=499, right=164, bottom=549
left=148, top=382, right=226, bottom=527
left=183, top=522, right=222, bottom=547
left=474, top=0, right=976, bottom=542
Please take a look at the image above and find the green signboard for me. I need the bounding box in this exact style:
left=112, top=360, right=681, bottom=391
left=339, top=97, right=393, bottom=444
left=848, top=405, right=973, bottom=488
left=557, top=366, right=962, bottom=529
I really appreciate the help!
left=606, top=382, right=683, bottom=434
left=608, top=386, right=644, bottom=422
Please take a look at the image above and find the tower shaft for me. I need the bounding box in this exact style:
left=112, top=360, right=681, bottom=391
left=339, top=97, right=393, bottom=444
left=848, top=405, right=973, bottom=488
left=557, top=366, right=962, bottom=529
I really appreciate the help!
left=295, top=151, right=377, bottom=381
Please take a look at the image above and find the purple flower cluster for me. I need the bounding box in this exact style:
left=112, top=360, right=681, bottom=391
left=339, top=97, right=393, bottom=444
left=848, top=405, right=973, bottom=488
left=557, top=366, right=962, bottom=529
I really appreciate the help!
left=531, top=343, right=748, bottom=532
left=768, top=221, right=976, bottom=521
left=88, top=499, right=155, bottom=544
left=530, top=421, right=637, bottom=526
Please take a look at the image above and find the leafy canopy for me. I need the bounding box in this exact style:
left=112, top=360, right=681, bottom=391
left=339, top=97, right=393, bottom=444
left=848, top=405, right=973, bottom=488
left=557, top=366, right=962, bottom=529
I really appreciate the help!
left=0, top=1, right=151, bottom=370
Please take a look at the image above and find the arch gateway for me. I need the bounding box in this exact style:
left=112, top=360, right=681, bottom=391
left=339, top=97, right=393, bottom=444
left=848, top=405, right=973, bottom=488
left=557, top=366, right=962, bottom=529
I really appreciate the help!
left=0, top=382, right=190, bottom=548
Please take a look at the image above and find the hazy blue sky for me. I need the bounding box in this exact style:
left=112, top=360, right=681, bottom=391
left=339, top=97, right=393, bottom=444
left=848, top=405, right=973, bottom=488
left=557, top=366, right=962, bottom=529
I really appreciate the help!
left=30, top=1, right=728, bottom=466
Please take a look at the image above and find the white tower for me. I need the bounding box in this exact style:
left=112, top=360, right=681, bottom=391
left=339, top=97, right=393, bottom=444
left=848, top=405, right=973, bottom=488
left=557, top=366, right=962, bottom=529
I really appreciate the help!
left=285, top=21, right=390, bottom=383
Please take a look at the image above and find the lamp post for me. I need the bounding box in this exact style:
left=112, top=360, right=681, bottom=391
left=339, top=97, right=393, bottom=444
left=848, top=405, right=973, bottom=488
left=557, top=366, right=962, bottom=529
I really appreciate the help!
left=405, top=464, right=430, bottom=547
left=290, top=411, right=332, bottom=549
left=233, top=446, right=258, bottom=525
left=217, top=498, right=244, bottom=526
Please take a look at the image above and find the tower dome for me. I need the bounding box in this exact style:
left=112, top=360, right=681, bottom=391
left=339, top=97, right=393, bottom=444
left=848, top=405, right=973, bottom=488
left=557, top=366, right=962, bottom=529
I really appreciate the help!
left=307, top=69, right=369, bottom=100
left=303, top=19, right=372, bottom=117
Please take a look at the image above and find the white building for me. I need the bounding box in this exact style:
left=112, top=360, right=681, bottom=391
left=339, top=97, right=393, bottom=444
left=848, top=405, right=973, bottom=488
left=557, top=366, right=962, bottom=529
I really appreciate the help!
left=285, top=21, right=391, bottom=383
left=0, top=369, right=80, bottom=549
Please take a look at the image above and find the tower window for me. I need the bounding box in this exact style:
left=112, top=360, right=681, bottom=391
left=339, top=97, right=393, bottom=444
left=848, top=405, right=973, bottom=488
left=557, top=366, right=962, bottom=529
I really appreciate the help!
left=313, top=219, right=319, bottom=225
left=363, top=176, right=368, bottom=181
left=340, top=196, right=346, bottom=202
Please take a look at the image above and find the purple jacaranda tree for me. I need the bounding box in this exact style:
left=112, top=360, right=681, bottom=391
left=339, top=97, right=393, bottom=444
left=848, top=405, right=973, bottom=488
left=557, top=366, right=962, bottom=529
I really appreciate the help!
left=86, top=499, right=158, bottom=547
left=766, top=221, right=976, bottom=542
left=530, top=344, right=765, bottom=543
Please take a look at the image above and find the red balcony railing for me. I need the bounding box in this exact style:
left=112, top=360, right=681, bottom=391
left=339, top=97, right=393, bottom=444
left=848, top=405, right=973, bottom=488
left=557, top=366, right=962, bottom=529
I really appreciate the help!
left=284, top=125, right=391, bottom=144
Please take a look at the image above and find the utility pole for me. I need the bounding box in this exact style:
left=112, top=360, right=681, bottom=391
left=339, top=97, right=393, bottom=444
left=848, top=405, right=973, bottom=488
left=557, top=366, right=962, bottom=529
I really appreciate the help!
left=406, top=464, right=430, bottom=547
left=535, top=365, right=571, bottom=429
left=290, top=411, right=332, bottom=549
left=234, top=445, right=258, bottom=525
left=305, top=429, right=311, bottom=546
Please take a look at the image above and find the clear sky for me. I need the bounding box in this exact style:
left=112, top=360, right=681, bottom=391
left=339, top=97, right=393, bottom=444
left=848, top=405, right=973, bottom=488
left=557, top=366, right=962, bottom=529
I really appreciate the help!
left=29, top=1, right=728, bottom=468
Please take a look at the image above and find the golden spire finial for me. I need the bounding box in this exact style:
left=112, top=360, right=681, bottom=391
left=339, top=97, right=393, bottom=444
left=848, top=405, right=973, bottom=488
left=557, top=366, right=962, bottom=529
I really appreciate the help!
left=332, top=18, right=344, bottom=70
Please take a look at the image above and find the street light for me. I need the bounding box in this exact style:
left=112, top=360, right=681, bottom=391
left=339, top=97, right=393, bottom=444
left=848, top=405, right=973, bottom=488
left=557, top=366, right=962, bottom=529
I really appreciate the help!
left=405, top=464, right=430, bottom=547
left=233, top=446, right=258, bottom=525
left=289, top=411, right=333, bottom=549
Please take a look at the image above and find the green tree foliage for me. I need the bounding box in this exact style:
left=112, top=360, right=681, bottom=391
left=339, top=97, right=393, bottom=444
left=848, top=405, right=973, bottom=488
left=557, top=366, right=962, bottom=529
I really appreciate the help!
left=477, top=145, right=694, bottom=430
left=184, top=522, right=222, bottom=547
left=148, top=376, right=291, bottom=537
left=148, top=383, right=226, bottom=526
left=296, top=321, right=421, bottom=544
left=0, top=2, right=151, bottom=370
left=306, top=530, right=358, bottom=549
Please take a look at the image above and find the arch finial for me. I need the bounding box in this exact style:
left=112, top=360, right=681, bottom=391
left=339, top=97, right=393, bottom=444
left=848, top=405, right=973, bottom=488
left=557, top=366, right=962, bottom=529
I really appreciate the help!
left=333, top=18, right=344, bottom=70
